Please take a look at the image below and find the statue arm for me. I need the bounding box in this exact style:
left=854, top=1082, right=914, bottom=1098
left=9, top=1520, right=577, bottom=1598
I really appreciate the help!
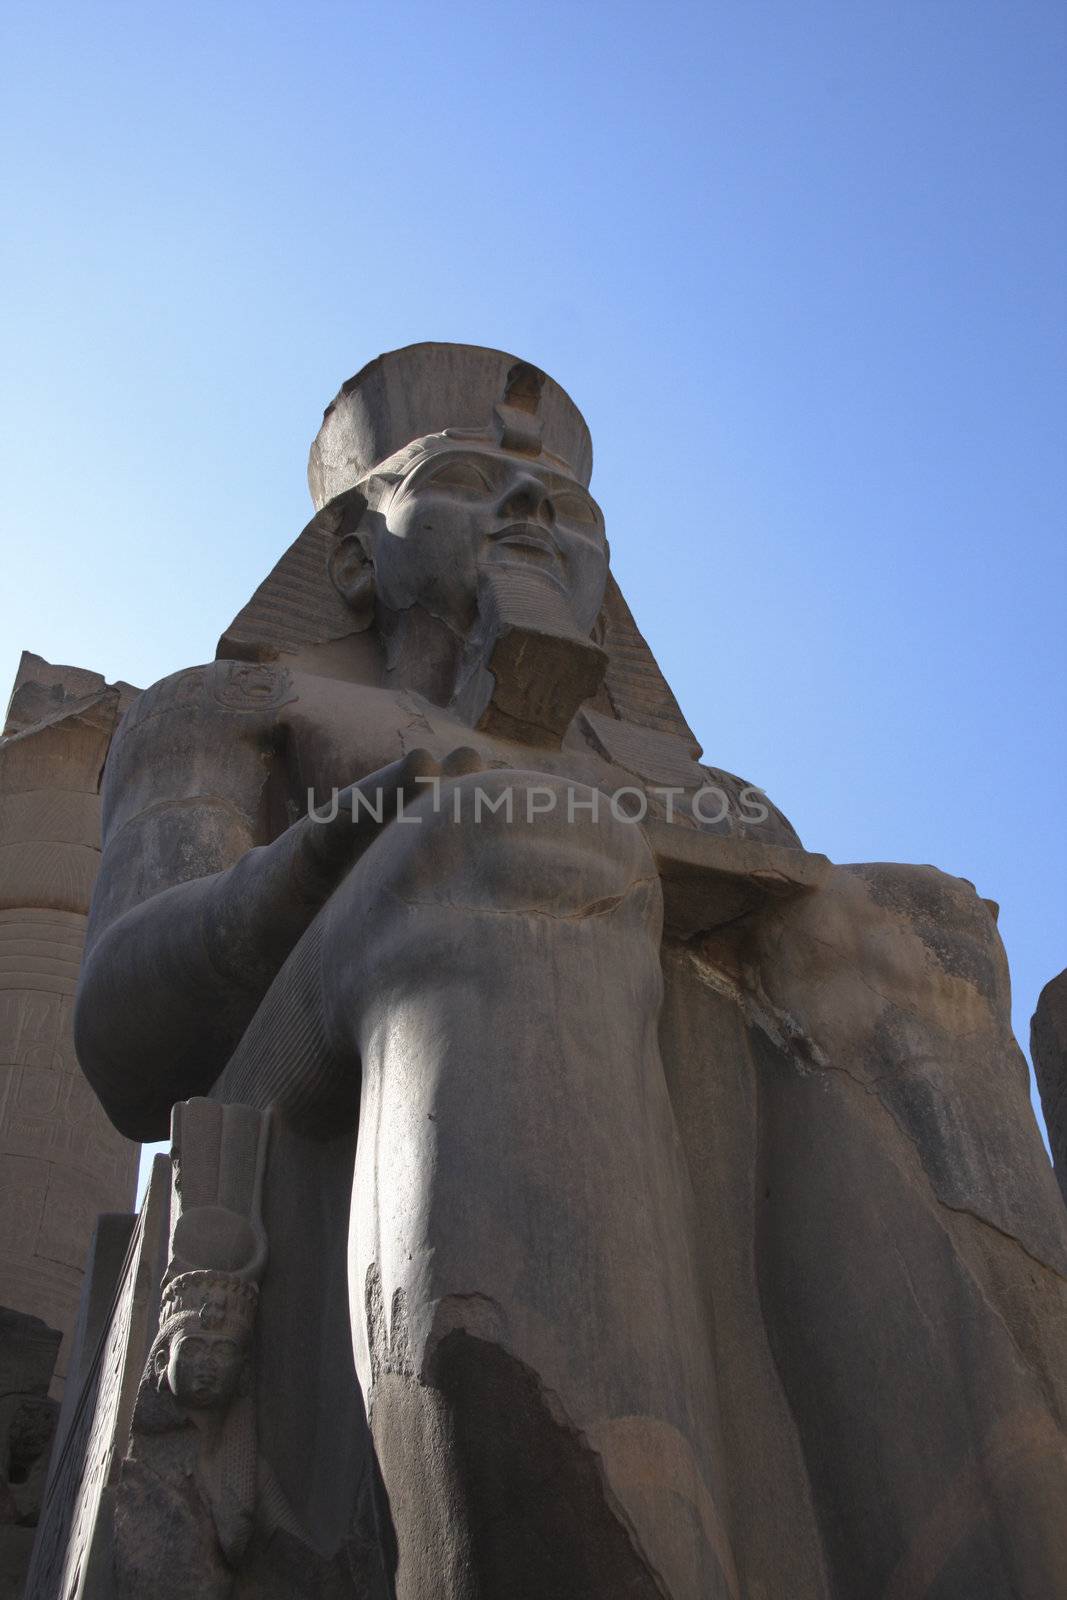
left=74, top=665, right=435, bottom=1140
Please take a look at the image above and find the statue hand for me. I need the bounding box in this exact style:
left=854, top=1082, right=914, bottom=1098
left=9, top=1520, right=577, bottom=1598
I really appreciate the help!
left=203, top=748, right=493, bottom=1001
left=438, top=746, right=485, bottom=778
left=299, top=748, right=440, bottom=889
left=296, top=746, right=485, bottom=895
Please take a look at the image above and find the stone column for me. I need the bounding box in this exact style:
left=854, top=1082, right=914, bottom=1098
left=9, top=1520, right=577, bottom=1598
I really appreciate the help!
left=0, top=653, right=140, bottom=1394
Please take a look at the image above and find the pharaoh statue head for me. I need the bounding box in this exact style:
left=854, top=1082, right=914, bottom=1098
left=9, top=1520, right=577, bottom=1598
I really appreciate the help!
left=150, top=1270, right=258, bottom=1410
left=217, top=342, right=701, bottom=757
left=310, top=343, right=609, bottom=641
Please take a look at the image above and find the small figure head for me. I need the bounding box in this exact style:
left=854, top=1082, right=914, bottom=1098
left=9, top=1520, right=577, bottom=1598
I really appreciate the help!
left=158, top=1328, right=244, bottom=1409
left=151, top=1271, right=257, bottom=1411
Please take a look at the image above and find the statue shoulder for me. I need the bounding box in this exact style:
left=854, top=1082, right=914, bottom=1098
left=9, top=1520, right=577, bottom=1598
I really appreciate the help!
left=700, top=763, right=804, bottom=850
left=101, top=661, right=296, bottom=846
left=119, top=660, right=297, bottom=743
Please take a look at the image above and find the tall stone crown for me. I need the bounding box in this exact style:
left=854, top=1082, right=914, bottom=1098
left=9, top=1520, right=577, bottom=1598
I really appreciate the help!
left=308, top=342, right=594, bottom=509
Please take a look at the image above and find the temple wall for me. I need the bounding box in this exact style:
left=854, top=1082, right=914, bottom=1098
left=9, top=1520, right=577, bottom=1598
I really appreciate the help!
left=0, top=653, right=140, bottom=1395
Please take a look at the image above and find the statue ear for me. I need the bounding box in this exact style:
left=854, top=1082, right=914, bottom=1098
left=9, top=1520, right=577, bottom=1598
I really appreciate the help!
left=328, top=530, right=377, bottom=632
left=153, top=1344, right=171, bottom=1391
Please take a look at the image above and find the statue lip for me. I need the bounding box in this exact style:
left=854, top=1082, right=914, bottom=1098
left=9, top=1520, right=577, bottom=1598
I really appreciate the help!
left=489, top=524, right=561, bottom=566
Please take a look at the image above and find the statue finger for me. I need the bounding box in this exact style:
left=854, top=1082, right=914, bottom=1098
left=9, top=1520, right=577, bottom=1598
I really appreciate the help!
left=398, top=747, right=442, bottom=783
left=440, top=746, right=483, bottom=777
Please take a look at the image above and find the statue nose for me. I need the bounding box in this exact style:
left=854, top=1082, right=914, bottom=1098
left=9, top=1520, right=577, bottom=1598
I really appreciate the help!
left=500, top=478, right=555, bottom=525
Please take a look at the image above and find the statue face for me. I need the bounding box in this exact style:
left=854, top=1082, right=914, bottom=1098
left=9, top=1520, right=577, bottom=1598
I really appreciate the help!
left=165, top=1330, right=244, bottom=1408
left=371, top=446, right=609, bottom=634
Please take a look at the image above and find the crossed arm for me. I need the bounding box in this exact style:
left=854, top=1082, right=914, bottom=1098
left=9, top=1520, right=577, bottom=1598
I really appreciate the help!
left=75, top=682, right=443, bottom=1139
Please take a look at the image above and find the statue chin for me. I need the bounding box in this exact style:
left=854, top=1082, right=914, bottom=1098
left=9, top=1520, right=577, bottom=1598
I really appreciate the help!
left=449, top=564, right=608, bottom=746
left=175, top=1378, right=240, bottom=1410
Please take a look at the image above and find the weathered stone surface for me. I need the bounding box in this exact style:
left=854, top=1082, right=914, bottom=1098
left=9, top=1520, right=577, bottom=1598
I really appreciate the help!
left=3, top=653, right=135, bottom=740
left=16, top=1212, right=133, bottom=1600
left=25, top=1158, right=169, bottom=1600
left=0, top=1303, right=62, bottom=1600
left=0, top=1306, right=61, bottom=1399
left=0, top=1527, right=36, bottom=1600
left=1033, top=967, right=1067, bottom=1206
left=0, top=655, right=140, bottom=1400
left=58, top=344, right=1067, bottom=1597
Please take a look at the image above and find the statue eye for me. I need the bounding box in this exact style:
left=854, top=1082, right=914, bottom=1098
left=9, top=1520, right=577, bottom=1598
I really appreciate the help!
left=553, top=493, right=600, bottom=528
left=426, top=460, right=491, bottom=494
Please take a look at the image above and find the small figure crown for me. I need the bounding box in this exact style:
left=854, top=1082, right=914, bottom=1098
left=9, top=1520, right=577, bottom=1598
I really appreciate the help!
left=158, top=1270, right=258, bottom=1341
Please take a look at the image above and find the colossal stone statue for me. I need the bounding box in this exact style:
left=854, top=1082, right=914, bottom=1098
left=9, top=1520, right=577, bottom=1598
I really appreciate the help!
left=73, top=345, right=1067, bottom=1598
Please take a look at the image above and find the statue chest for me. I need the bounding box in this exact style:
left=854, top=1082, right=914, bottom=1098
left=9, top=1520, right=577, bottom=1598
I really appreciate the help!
left=272, top=675, right=614, bottom=817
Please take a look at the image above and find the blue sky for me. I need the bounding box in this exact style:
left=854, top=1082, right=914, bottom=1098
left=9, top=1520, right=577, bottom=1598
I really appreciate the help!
left=2, top=1, right=1064, bottom=1184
